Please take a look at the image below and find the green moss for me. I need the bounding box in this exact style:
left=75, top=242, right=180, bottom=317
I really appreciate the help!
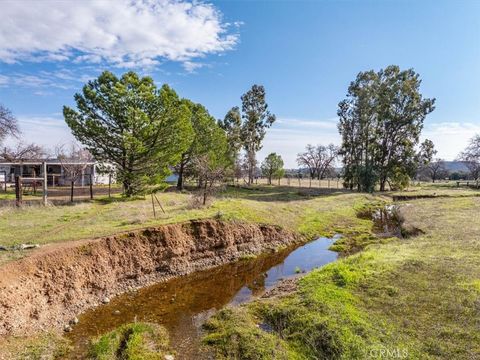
left=203, top=308, right=300, bottom=360
left=353, top=199, right=388, bottom=219
left=88, top=322, right=172, bottom=360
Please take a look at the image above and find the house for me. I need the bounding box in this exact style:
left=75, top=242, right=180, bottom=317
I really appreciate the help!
left=0, top=159, right=113, bottom=186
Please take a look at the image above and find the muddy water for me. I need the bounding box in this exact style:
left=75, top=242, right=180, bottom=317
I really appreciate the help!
left=66, top=236, right=338, bottom=359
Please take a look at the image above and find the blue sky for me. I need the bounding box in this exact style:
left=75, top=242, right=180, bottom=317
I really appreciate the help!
left=0, top=0, right=479, bottom=167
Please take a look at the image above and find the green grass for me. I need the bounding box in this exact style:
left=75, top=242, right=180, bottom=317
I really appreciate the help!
left=88, top=322, right=172, bottom=360
left=389, top=181, right=480, bottom=198
left=203, top=196, right=480, bottom=359
left=0, top=186, right=381, bottom=264
left=0, top=332, right=70, bottom=360
left=1, top=184, right=479, bottom=359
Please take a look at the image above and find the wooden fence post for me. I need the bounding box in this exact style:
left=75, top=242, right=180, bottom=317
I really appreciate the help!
left=15, top=176, right=22, bottom=207
left=42, top=162, right=47, bottom=206
left=89, top=174, right=93, bottom=200
left=151, top=194, right=156, bottom=218
left=70, top=180, right=74, bottom=202
left=33, top=169, right=37, bottom=194
left=0, top=171, right=6, bottom=192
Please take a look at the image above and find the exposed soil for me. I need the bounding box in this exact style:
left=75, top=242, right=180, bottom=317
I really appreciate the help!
left=261, top=276, right=300, bottom=299
left=391, top=193, right=480, bottom=201
left=0, top=219, right=301, bottom=336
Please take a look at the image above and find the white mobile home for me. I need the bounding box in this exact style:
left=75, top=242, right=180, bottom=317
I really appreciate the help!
left=0, top=159, right=113, bottom=186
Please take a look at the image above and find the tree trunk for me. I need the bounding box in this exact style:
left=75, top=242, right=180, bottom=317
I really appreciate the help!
left=247, top=150, right=255, bottom=185
left=123, top=179, right=133, bottom=197
left=379, top=179, right=386, bottom=192
left=70, top=180, right=74, bottom=202
left=177, top=160, right=185, bottom=190
left=203, top=181, right=208, bottom=205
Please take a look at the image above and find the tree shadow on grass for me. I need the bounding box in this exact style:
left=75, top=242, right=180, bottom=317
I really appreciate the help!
left=218, top=185, right=356, bottom=203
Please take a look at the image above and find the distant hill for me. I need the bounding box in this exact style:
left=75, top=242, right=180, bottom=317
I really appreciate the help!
left=288, top=162, right=470, bottom=176
left=443, top=161, right=469, bottom=172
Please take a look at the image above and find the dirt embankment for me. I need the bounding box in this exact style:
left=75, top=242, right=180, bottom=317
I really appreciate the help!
left=0, top=219, right=301, bottom=336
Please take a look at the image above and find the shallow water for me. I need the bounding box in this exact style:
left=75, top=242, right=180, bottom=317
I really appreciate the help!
left=66, top=236, right=338, bottom=359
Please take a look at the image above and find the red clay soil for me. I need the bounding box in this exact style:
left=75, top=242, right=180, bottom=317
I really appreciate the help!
left=0, top=219, right=301, bottom=336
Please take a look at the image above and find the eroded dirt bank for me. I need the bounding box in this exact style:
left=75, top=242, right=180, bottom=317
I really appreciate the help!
left=0, top=219, right=301, bottom=336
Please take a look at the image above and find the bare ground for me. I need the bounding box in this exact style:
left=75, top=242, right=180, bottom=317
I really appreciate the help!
left=0, top=219, right=301, bottom=336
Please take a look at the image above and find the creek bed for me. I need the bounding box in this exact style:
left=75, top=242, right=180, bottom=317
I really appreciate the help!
left=66, top=236, right=339, bottom=359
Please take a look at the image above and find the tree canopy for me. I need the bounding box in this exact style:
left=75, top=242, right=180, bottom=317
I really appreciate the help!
left=64, top=71, right=193, bottom=196
left=338, top=65, right=435, bottom=191
left=219, top=106, right=243, bottom=160
left=175, top=100, right=228, bottom=190
left=240, top=85, right=276, bottom=184
left=261, top=152, right=284, bottom=184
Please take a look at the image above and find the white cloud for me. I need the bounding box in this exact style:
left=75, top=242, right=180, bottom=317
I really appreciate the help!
left=3, top=116, right=75, bottom=151
left=258, top=118, right=480, bottom=168
left=1, top=68, right=101, bottom=91
left=258, top=117, right=341, bottom=168
left=0, top=74, right=8, bottom=86
left=182, top=61, right=206, bottom=73
left=422, top=122, right=480, bottom=160
left=276, top=117, right=338, bottom=130
left=0, top=0, right=238, bottom=68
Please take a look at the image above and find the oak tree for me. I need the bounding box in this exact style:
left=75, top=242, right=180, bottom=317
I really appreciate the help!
left=261, top=152, right=284, bottom=185
left=338, top=66, right=435, bottom=191
left=459, top=135, right=480, bottom=180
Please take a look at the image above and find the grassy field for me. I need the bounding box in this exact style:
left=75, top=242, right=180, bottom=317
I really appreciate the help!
left=203, top=194, right=480, bottom=359
left=0, top=184, right=479, bottom=359
left=0, top=185, right=384, bottom=265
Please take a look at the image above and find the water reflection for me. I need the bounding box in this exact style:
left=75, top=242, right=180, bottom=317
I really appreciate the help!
left=67, top=236, right=338, bottom=359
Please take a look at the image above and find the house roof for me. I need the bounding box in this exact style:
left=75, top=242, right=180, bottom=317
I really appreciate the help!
left=0, top=158, right=96, bottom=165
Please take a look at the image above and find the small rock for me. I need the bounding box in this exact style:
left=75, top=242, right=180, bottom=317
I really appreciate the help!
left=19, top=244, right=40, bottom=250
left=113, top=310, right=120, bottom=315
left=64, top=325, right=72, bottom=332
left=70, top=317, right=79, bottom=325
left=164, top=355, right=175, bottom=360
left=102, top=297, right=110, bottom=304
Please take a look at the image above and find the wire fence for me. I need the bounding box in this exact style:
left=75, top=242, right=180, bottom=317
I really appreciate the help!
left=237, top=177, right=344, bottom=189
left=0, top=184, right=123, bottom=207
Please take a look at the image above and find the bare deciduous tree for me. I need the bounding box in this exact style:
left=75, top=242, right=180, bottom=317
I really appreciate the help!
left=425, top=159, right=447, bottom=182
left=56, top=143, right=93, bottom=201
left=297, top=144, right=339, bottom=179
left=1, top=142, right=47, bottom=161
left=193, top=154, right=227, bottom=206
left=459, top=135, right=480, bottom=180
left=0, top=104, right=19, bottom=145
